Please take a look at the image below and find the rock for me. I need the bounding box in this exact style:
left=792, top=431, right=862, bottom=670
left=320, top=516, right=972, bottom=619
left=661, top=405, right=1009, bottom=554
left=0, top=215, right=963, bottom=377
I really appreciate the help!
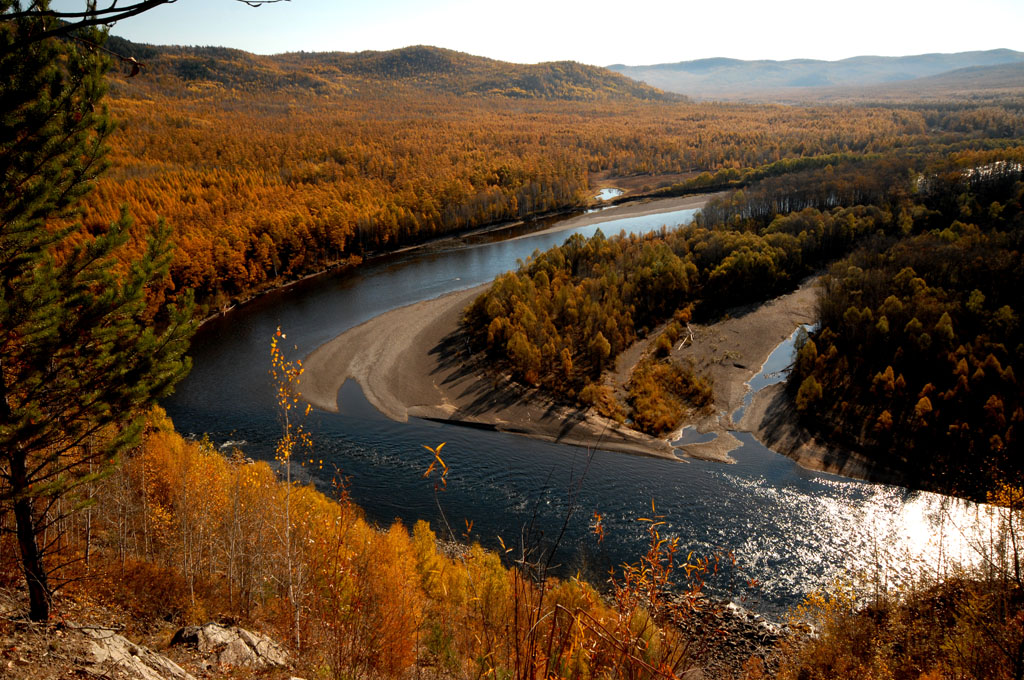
left=171, top=622, right=289, bottom=669
left=85, top=628, right=196, bottom=680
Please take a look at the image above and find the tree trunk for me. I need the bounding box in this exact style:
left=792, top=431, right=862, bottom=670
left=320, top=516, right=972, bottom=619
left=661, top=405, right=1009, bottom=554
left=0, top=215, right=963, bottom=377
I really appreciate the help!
left=13, top=492, right=49, bottom=621
left=2, top=362, right=51, bottom=621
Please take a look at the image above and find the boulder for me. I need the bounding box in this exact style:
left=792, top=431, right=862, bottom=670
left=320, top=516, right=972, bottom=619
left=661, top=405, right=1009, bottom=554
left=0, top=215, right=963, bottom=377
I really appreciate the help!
left=171, top=622, right=289, bottom=670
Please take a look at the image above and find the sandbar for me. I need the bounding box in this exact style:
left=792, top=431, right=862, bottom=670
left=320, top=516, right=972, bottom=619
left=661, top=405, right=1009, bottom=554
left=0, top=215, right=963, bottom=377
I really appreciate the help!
left=507, top=193, right=723, bottom=241
left=300, top=283, right=679, bottom=458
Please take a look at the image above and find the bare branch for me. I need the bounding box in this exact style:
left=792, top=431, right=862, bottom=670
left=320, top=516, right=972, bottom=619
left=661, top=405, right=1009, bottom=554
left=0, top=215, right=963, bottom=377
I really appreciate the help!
left=1, top=0, right=291, bottom=49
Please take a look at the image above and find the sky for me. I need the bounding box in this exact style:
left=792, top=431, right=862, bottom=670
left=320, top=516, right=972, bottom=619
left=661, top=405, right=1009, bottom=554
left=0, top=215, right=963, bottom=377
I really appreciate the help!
left=51, top=0, right=1024, bottom=66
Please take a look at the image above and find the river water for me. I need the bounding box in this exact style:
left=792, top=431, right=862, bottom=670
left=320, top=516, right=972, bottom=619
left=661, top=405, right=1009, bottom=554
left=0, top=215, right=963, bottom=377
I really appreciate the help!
left=165, top=202, right=998, bottom=615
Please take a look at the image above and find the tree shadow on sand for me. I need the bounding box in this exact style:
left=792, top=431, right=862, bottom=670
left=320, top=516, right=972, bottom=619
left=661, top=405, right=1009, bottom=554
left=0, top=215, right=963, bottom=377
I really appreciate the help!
left=426, top=326, right=594, bottom=443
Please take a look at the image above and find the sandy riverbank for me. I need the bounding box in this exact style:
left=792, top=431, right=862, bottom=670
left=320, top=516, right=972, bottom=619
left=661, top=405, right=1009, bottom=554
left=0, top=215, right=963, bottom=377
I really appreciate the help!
left=298, top=192, right=835, bottom=462
left=667, top=279, right=820, bottom=462
left=300, top=282, right=679, bottom=458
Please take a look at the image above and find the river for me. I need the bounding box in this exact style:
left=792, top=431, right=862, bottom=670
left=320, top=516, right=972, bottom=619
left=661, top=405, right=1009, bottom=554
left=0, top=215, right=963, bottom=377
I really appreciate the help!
left=164, top=200, right=997, bottom=615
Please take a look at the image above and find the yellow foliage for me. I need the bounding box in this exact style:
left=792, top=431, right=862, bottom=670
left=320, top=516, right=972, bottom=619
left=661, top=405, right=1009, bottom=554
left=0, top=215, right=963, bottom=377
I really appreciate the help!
left=57, top=413, right=723, bottom=679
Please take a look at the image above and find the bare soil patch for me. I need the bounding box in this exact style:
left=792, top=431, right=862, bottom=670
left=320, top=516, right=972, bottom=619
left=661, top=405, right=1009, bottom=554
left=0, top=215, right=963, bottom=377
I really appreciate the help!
left=590, top=170, right=700, bottom=197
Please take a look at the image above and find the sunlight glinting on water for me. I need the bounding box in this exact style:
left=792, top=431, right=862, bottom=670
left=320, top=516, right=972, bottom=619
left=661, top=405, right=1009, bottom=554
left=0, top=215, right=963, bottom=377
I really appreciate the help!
left=723, top=324, right=1009, bottom=602
left=726, top=471, right=1006, bottom=601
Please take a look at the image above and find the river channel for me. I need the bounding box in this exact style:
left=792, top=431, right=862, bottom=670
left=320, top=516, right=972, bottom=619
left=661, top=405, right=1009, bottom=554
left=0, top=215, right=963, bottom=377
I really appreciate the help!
left=164, top=200, right=997, bottom=615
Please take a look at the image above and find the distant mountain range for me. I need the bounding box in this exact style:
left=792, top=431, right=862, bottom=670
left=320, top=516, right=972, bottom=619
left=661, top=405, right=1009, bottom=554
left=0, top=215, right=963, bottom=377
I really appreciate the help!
left=106, top=39, right=675, bottom=102
left=104, top=37, right=1024, bottom=104
left=608, top=49, right=1024, bottom=100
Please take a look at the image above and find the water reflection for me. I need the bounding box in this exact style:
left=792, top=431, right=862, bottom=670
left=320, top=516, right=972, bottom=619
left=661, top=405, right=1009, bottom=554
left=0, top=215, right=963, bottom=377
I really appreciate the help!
left=732, top=325, right=811, bottom=423
left=595, top=188, right=624, bottom=201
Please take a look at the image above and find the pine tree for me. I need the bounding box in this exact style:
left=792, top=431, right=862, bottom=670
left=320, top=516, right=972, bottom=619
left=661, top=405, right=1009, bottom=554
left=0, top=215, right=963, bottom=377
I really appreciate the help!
left=0, top=6, right=194, bottom=621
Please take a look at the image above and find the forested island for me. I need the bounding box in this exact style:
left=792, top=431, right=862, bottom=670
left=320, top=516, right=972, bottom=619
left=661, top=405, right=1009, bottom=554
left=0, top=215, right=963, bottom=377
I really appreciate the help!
left=4, top=6, right=1024, bottom=678
left=462, top=149, right=1023, bottom=497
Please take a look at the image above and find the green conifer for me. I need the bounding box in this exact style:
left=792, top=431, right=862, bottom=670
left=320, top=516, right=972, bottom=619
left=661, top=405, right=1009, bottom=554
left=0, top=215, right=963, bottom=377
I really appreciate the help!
left=0, top=5, right=194, bottom=621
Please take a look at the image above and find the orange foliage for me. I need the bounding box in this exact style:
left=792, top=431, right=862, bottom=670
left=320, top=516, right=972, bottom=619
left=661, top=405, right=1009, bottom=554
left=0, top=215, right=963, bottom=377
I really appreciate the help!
left=72, top=59, right=977, bottom=312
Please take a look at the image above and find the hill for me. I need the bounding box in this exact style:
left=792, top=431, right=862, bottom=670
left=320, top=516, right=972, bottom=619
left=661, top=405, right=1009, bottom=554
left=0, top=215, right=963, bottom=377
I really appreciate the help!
left=106, top=38, right=675, bottom=101
left=821, top=61, right=1024, bottom=102
left=609, top=49, right=1024, bottom=100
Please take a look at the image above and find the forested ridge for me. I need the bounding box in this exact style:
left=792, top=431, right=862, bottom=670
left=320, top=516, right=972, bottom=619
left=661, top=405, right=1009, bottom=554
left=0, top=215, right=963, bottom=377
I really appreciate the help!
left=788, top=150, right=1024, bottom=495
left=104, top=39, right=678, bottom=100
left=70, top=38, right=1024, bottom=313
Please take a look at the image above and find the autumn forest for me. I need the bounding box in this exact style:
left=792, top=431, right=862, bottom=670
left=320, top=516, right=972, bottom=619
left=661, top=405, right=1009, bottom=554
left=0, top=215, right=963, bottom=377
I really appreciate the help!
left=86, top=42, right=1024, bottom=313
left=4, top=9, right=1024, bottom=678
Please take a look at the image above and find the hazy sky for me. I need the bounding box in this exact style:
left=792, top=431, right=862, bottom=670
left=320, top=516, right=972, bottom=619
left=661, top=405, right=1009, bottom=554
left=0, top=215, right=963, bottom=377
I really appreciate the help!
left=53, top=0, right=1024, bottom=65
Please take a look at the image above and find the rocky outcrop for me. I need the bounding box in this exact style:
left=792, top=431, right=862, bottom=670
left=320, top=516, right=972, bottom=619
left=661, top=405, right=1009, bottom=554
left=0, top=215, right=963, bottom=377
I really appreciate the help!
left=85, top=628, right=196, bottom=680
left=171, top=622, right=289, bottom=670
